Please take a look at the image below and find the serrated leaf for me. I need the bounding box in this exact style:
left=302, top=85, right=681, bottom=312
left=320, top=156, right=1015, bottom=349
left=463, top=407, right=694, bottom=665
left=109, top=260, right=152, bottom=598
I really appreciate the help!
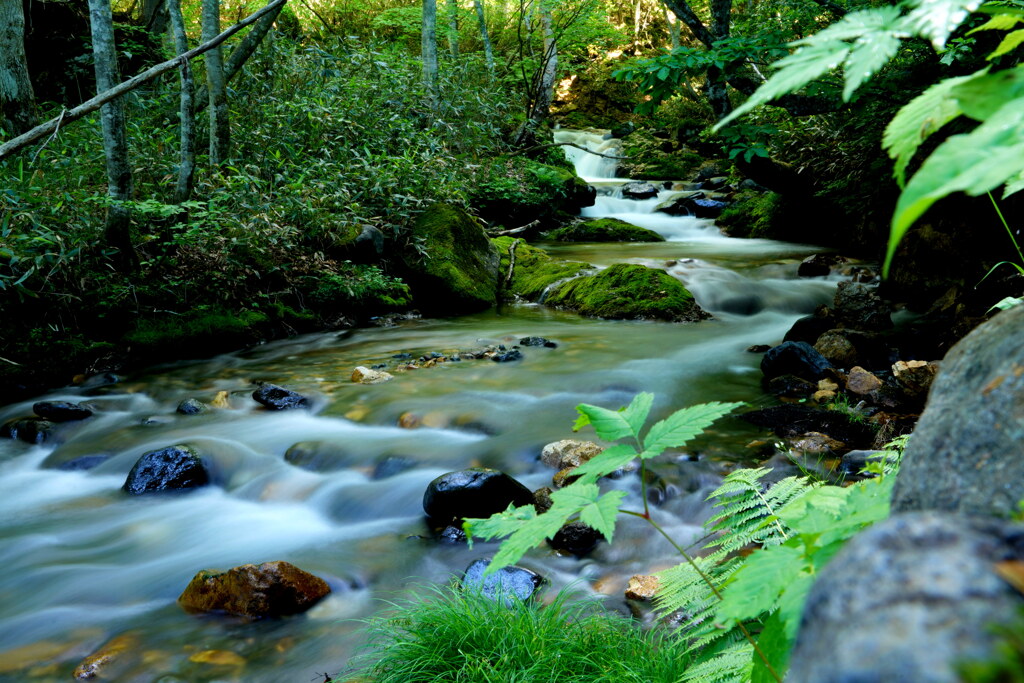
left=575, top=402, right=634, bottom=441
left=776, top=571, right=815, bottom=640
left=990, top=28, right=1024, bottom=58
left=904, top=0, right=983, bottom=49
left=716, top=545, right=807, bottom=622
left=776, top=486, right=851, bottom=535
left=967, top=13, right=1023, bottom=34
left=644, top=401, right=742, bottom=452
left=569, top=444, right=639, bottom=483
left=620, top=392, right=654, bottom=436
left=953, top=65, right=1024, bottom=119
left=843, top=32, right=903, bottom=100
left=886, top=96, right=1024, bottom=276
left=465, top=502, right=571, bottom=575
left=752, top=608, right=794, bottom=683
left=572, top=488, right=627, bottom=540
left=883, top=71, right=979, bottom=185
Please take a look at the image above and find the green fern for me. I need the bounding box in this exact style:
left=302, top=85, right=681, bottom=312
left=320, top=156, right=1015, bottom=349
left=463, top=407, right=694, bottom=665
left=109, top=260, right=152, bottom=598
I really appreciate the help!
left=680, top=638, right=754, bottom=683
left=705, top=469, right=816, bottom=554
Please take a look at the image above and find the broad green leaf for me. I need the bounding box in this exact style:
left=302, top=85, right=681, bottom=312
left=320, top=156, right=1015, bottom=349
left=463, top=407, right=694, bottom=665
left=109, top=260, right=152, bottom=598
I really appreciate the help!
left=990, top=296, right=1024, bottom=311
left=990, top=28, right=1024, bottom=58
left=716, top=544, right=807, bottom=622
left=575, top=402, right=634, bottom=441
left=751, top=608, right=794, bottom=683
left=776, top=571, right=816, bottom=640
left=886, top=96, right=1024, bottom=276
left=883, top=71, right=979, bottom=185
left=643, top=401, right=742, bottom=452
left=953, top=65, right=1024, bottom=119
left=620, top=392, right=654, bottom=436
left=776, top=486, right=851, bottom=535
left=465, top=502, right=571, bottom=575
left=572, top=411, right=590, bottom=432
left=904, top=0, right=983, bottom=49
left=550, top=484, right=627, bottom=540
left=1005, top=169, right=1024, bottom=197
left=569, top=444, right=639, bottom=483
left=843, top=32, right=903, bottom=100
left=967, top=13, right=1023, bottom=34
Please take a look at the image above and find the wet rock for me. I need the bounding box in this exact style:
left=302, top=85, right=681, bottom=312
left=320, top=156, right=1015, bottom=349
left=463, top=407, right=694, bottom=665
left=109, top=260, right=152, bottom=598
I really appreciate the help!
left=741, top=404, right=875, bottom=446
left=72, top=634, right=138, bottom=680
left=654, top=190, right=705, bottom=215
left=784, top=314, right=834, bottom=344
left=892, top=304, right=1024, bottom=517
left=760, top=341, right=834, bottom=382
left=552, top=467, right=579, bottom=488
left=545, top=263, right=708, bottom=322
left=462, top=558, right=544, bottom=605
left=790, top=431, right=846, bottom=455
left=891, top=359, right=939, bottom=397
left=548, top=521, right=604, bottom=557
left=610, top=121, right=636, bottom=138
left=491, top=349, right=523, bottom=362
left=540, top=439, right=603, bottom=470
left=621, top=181, right=659, bottom=200
left=766, top=374, right=816, bottom=398
left=438, top=525, right=468, bottom=544
left=813, top=330, right=859, bottom=368
left=122, top=445, right=210, bottom=495
left=625, top=574, right=660, bottom=601
left=252, top=383, right=310, bottom=410
left=814, top=329, right=895, bottom=371
left=797, top=253, right=847, bottom=278
left=846, top=366, right=882, bottom=396
left=747, top=344, right=771, bottom=353
left=547, top=218, right=665, bottom=243
left=372, top=455, right=416, bottom=480
left=423, top=468, right=533, bottom=524
left=178, top=560, right=331, bottom=619
left=839, top=449, right=896, bottom=476
left=58, top=454, right=111, bottom=471
left=284, top=441, right=357, bottom=472
left=519, top=336, right=557, bottom=348
left=533, top=486, right=554, bottom=514
left=833, top=281, right=892, bottom=330
left=351, top=366, right=394, bottom=384
left=175, top=398, right=209, bottom=415
left=689, top=198, right=730, bottom=218
left=32, top=401, right=92, bottom=422
left=0, top=417, right=55, bottom=444
left=787, top=513, right=1024, bottom=683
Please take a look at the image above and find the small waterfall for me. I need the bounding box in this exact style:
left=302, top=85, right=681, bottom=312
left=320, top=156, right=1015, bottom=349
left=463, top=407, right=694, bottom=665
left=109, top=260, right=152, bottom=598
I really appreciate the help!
left=553, top=129, right=621, bottom=180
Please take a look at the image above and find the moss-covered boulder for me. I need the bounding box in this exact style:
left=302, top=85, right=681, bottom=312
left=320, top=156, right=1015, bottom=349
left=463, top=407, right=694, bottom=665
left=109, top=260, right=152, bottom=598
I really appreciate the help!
left=470, top=157, right=596, bottom=228
left=546, top=218, right=665, bottom=243
left=493, top=237, right=591, bottom=301
left=403, top=203, right=500, bottom=314
left=545, top=263, right=708, bottom=322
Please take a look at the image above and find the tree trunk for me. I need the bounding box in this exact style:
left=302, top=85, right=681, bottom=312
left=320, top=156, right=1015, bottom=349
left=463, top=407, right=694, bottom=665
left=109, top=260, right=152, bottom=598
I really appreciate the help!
left=473, top=0, right=494, bottom=71
left=446, top=0, right=459, bottom=59
left=0, top=0, right=37, bottom=136
left=143, top=0, right=170, bottom=34
left=531, top=1, right=557, bottom=122
left=167, top=0, right=195, bottom=205
left=202, top=0, right=230, bottom=164
left=663, top=3, right=680, bottom=49
left=704, top=0, right=733, bottom=118
left=88, top=0, right=136, bottom=270
left=422, top=0, right=439, bottom=111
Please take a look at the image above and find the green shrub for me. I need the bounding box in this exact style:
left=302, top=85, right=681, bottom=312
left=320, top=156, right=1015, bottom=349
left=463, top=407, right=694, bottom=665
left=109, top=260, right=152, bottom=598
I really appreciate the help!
left=310, top=265, right=411, bottom=311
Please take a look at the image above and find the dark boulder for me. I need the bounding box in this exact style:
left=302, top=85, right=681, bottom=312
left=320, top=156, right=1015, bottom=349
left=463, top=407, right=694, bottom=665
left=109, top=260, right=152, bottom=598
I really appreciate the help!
left=122, top=445, right=210, bottom=495
left=371, top=455, right=416, bottom=480
left=462, top=558, right=544, bottom=606
left=833, top=281, right=892, bottom=330
left=32, top=401, right=93, bottom=422
left=178, top=560, right=331, bottom=619
left=892, top=303, right=1024, bottom=517
left=548, top=521, right=604, bottom=557
left=653, top=190, right=705, bottom=215
left=788, top=513, right=1024, bottom=683
left=740, top=404, right=875, bottom=447
left=491, top=349, right=523, bottom=363
left=519, top=336, right=557, bottom=348
left=175, top=398, right=209, bottom=416
left=423, top=467, right=533, bottom=524
left=252, top=383, right=310, bottom=410
left=438, top=525, right=468, bottom=544
left=784, top=314, right=834, bottom=344
left=689, top=198, right=730, bottom=218
left=766, top=374, right=816, bottom=399
left=760, top=341, right=833, bottom=381
left=797, top=254, right=847, bottom=278
left=620, top=182, right=659, bottom=200
left=0, top=417, right=55, bottom=444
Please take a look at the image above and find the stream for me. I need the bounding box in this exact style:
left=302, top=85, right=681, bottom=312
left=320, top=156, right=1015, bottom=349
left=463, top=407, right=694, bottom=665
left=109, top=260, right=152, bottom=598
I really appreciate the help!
left=0, top=130, right=844, bottom=682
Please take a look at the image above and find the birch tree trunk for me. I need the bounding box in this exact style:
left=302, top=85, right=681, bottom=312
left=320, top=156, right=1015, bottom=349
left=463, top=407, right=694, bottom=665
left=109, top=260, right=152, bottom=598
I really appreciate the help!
left=531, top=1, right=557, bottom=122
left=88, top=0, right=136, bottom=269
left=446, top=0, right=460, bottom=59
left=167, top=0, right=195, bottom=205
left=422, top=0, right=439, bottom=111
left=0, top=0, right=37, bottom=136
left=472, top=0, right=494, bottom=72
left=202, top=0, right=230, bottom=164
left=663, top=3, right=680, bottom=49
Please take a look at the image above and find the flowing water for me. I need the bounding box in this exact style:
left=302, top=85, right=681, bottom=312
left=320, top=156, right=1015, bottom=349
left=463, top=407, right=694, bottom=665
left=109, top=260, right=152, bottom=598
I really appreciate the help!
left=0, top=131, right=844, bottom=682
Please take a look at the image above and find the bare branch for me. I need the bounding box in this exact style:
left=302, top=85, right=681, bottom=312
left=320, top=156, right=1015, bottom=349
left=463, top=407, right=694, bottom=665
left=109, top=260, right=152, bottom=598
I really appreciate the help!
left=0, top=0, right=288, bottom=162
left=512, top=141, right=630, bottom=160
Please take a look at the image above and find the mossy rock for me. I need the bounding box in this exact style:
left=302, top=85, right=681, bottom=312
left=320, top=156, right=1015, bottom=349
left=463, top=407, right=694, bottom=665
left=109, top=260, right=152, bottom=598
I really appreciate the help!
left=545, top=263, right=708, bottom=322
left=403, top=203, right=500, bottom=314
left=717, top=190, right=788, bottom=239
left=616, top=130, right=703, bottom=180
left=546, top=218, right=665, bottom=243
left=493, top=237, right=591, bottom=301
left=470, top=157, right=595, bottom=228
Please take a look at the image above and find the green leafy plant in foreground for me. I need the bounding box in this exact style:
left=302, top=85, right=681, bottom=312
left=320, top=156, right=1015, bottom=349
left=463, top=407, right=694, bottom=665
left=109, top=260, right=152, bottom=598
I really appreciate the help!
left=465, top=394, right=906, bottom=682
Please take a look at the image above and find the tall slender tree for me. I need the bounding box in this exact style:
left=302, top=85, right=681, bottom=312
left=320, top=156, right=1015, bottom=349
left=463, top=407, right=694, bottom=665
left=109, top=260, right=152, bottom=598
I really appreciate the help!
left=446, top=0, right=460, bottom=59
left=422, top=0, right=439, bottom=110
left=663, top=2, right=680, bottom=49
left=167, top=0, right=195, bottom=205
left=531, top=0, right=558, bottom=122
left=0, top=0, right=37, bottom=136
left=473, top=0, right=495, bottom=72
left=88, top=0, right=136, bottom=268
left=202, top=0, right=230, bottom=164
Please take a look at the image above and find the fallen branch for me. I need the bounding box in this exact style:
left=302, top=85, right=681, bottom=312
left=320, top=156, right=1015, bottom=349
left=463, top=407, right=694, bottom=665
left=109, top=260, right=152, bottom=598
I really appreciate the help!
left=0, top=0, right=288, bottom=162
left=488, top=219, right=542, bottom=237
left=511, top=141, right=630, bottom=160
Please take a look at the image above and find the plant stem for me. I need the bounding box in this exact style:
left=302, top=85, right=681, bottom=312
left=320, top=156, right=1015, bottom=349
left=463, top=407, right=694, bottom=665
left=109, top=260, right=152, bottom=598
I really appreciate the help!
left=989, top=191, right=1024, bottom=266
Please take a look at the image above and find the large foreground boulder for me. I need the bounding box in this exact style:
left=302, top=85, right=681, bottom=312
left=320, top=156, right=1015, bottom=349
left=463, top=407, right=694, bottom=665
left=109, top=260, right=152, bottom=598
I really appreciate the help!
left=892, top=303, right=1024, bottom=517
left=788, top=513, right=1024, bottom=683
left=423, top=467, right=533, bottom=525
left=178, top=561, right=330, bottom=619
left=544, top=263, right=708, bottom=322
left=403, top=203, right=501, bottom=314
left=462, top=558, right=544, bottom=606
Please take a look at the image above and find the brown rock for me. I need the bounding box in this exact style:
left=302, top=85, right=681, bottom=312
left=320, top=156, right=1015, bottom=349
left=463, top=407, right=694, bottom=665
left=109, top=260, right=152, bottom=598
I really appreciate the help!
left=892, top=360, right=939, bottom=395
left=533, top=486, right=554, bottom=514
left=552, top=467, right=579, bottom=489
left=626, top=574, right=661, bottom=601
left=351, top=366, right=393, bottom=384
left=398, top=412, right=421, bottom=429
left=178, top=561, right=330, bottom=619
left=818, top=379, right=839, bottom=392
left=790, top=432, right=846, bottom=455
left=188, top=650, right=246, bottom=667
left=73, top=634, right=138, bottom=680
left=540, top=439, right=603, bottom=470
left=814, top=331, right=859, bottom=368
left=812, top=389, right=836, bottom=404
left=846, top=366, right=882, bottom=395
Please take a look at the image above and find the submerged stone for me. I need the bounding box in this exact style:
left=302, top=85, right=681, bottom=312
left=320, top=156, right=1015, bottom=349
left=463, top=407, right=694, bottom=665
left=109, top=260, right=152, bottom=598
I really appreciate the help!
left=175, top=398, right=209, bottom=415
left=760, top=341, right=833, bottom=381
left=462, top=558, right=544, bottom=605
left=546, top=218, right=665, bottom=243
left=33, top=401, right=93, bottom=422
left=252, top=383, right=310, bottom=410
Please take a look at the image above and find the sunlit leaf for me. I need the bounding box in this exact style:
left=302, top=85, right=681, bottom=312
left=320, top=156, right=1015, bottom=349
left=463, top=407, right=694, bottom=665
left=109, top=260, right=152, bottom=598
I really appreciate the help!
left=967, top=13, right=1023, bottom=34
left=575, top=402, right=634, bottom=441
left=643, top=401, right=742, bottom=452
left=904, top=0, right=984, bottom=49
left=990, top=28, right=1024, bottom=58
left=953, top=65, right=1024, bottom=119
left=716, top=544, right=807, bottom=622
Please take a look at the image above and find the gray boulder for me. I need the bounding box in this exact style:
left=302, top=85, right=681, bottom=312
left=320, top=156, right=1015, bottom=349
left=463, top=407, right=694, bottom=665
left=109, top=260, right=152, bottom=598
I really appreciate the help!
left=788, top=512, right=1024, bottom=683
left=892, top=304, right=1024, bottom=517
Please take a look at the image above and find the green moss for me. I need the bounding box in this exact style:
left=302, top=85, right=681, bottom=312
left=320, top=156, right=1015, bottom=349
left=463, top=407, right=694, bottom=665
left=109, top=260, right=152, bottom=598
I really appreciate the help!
left=126, top=310, right=270, bottom=348
left=545, top=263, right=708, bottom=321
left=547, top=218, right=665, bottom=243
left=493, top=237, right=591, bottom=301
left=470, top=157, right=594, bottom=227
left=404, top=203, right=500, bottom=313
left=617, top=130, right=703, bottom=180
left=717, top=190, right=786, bottom=239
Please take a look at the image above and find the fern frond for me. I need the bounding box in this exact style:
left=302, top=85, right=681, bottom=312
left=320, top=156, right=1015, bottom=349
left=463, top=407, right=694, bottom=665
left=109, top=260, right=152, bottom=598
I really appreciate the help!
left=706, top=472, right=816, bottom=553
left=680, top=638, right=754, bottom=683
